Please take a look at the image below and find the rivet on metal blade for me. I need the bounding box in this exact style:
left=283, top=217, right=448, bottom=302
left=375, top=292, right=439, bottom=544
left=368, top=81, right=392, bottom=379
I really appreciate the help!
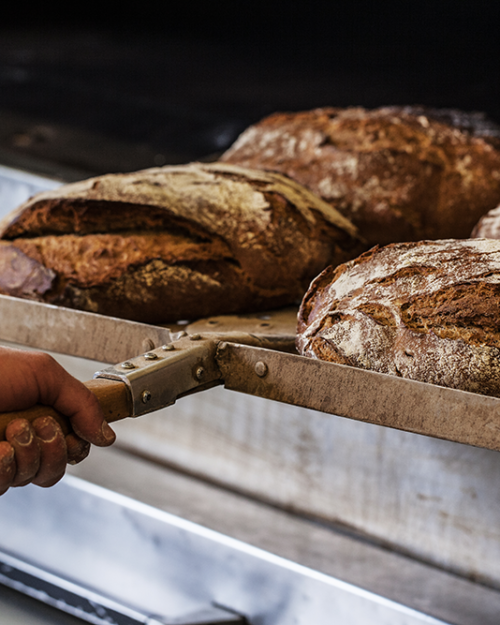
left=144, top=352, right=158, bottom=360
left=161, top=344, right=174, bottom=351
left=141, top=390, right=152, bottom=404
left=121, top=361, right=136, bottom=370
left=255, top=361, right=268, bottom=377
left=196, top=367, right=205, bottom=380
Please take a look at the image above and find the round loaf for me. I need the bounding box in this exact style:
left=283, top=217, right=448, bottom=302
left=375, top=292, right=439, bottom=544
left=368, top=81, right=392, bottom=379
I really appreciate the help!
left=0, top=162, right=362, bottom=324
left=297, top=239, right=500, bottom=397
left=471, top=205, right=500, bottom=239
left=221, top=106, right=500, bottom=247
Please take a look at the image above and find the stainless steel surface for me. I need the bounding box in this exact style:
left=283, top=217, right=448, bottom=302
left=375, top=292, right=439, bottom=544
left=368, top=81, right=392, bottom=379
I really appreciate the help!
left=0, top=469, right=484, bottom=625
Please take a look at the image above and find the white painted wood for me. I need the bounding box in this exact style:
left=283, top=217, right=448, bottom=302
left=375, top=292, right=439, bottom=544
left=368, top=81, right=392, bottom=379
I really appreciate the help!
left=111, top=387, right=500, bottom=589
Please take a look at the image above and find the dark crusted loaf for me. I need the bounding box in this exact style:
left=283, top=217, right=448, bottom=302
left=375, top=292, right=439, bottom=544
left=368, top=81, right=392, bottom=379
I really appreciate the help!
left=471, top=205, right=500, bottom=239
left=221, top=106, right=500, bottom=247
left=297, top=239, right=500, bottom=397
left=0, top=162, right=363, bottom=324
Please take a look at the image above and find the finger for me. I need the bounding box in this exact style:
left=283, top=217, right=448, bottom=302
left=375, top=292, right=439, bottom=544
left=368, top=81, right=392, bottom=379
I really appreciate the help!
left=32, top=417, right=67, bottom=488
left=66, top=433, right=91, bottom=465
left=28, top=353, right=115, bottom=447
left=70, top=399, right=116, bottom=448
left=0, top=441, right=16, bottom=495
left=64, top=387, right=116, bottom=448
left=5, top=419, right=41, bottom=487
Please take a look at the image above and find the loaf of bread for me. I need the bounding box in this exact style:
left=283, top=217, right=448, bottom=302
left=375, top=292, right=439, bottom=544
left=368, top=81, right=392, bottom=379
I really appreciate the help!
left=0, top=162, right=362, bottom=324
left=297, top=239, right=500, bottom=397
left=471, top=205, right=500, bottom=239
left=221, top=106, right=500, bottom=247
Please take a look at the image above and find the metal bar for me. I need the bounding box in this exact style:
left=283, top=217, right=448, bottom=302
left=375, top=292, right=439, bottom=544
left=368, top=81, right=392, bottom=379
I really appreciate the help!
left=2, top=291, right=500, bottom=452
left=0, top=549, right=243, bottom=625
left=216, top=342, right=500, bottom=452
left=0, top=549, right=152, bottom=624
left=160, top=608, right=244, bottom=624
left=0, top=294, right=171, bottom=363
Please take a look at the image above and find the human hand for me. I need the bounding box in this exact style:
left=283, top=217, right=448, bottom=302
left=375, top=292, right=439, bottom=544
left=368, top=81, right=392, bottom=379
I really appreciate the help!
left=0, top=346, right=115, bottom=494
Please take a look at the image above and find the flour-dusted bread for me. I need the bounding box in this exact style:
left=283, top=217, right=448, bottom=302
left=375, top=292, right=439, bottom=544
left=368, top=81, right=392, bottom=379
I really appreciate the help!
left=221, top=106, right=500, bottom=247
left=471, top=205, right=500, bottom=239
left=297, top=239, right=500, bottom=397
left=0, top=162, right=362, bottom=324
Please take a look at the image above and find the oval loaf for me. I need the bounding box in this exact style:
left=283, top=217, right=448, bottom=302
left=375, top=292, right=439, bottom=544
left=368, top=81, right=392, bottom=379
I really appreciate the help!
left=297, top=239, right=500, bottom=397
left=471, top=205, right=500, bottom=239
left=221, top=106, right=500, bottom=247
left=0, top=162, right=362, bottom=324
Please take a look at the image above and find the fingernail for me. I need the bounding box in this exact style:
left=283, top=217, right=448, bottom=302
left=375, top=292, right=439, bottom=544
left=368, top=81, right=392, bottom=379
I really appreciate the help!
left=1, top=447, right=14, bottom=466
left=36, top=419, right=58, bottom=443
left=66, top=438, right=90, bottom=465
left=14, top=423, right=32, bottom=446
left=101, top=421, right=115, bottom=443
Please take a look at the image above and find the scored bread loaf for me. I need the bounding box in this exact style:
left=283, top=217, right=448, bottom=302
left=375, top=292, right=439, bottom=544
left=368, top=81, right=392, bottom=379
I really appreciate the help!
left=471, top=205, right=500, bottom=239
left=297, top=239, right=500, bottom=397
left=221, top=106, right=500, bottom=247
left=0, top=162, right=363, bottom=324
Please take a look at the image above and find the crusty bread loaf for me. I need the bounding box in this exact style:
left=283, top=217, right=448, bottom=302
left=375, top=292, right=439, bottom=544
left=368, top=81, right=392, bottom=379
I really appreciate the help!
left=297, top=239, right=500, bottom=397
left=471, top=205, right=500, bottom=239
left=221, top=106, right=500, bottom=247
left=0, top=162, right=363, bottom=324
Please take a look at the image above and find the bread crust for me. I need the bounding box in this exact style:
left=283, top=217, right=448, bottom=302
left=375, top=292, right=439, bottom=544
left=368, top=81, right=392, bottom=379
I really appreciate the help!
left=0, top=162, right=363, bottom=323
left=471, top=205, right=500, bottom=239
left=297, top=239, right=500, bottom=397
left=221, top=106, right=500, bottom=247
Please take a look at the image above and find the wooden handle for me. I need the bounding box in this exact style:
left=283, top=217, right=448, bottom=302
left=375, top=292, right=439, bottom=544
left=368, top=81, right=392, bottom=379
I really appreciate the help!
left=0, top=378, right=132, bottom=441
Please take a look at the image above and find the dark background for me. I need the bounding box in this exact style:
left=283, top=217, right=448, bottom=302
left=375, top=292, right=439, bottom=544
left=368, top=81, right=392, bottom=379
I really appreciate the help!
left=0, top=1, right=499, bottom=177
